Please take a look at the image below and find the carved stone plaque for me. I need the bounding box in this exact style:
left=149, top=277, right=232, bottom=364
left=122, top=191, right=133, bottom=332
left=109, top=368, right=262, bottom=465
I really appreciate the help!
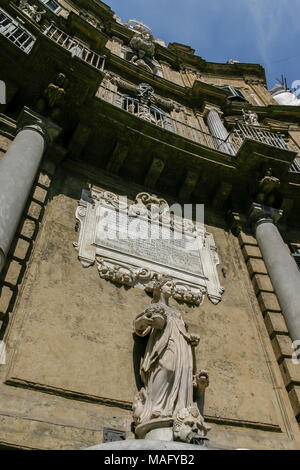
left=74, top=188, right=224, bottom=305
left=96, top=206, right=204, bottom=277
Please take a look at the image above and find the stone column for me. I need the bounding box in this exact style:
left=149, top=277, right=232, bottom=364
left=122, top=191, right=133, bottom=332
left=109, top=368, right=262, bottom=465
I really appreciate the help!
left=204, top=105, right=235, bottom=155
left=250, top=203, right=300, bottom=343
left=0, top=107, right=61, bottom=273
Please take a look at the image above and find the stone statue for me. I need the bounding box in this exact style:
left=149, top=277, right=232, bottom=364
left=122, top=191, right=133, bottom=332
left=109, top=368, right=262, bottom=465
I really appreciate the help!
left=133, top=277, right=209, bottom=442
left=242, top=108, right=259, bottom=126
left=127, top=20, right=156, bottom=74
left=36, top=73, right=68, bottom=121
left=255, top=168, right=281, bottom=207
left=19, top=1, right=46, bottom=23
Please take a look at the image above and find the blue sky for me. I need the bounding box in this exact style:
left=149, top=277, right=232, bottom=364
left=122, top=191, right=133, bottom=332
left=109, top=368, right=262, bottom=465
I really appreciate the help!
left=104, top=0, right=300, bottom=91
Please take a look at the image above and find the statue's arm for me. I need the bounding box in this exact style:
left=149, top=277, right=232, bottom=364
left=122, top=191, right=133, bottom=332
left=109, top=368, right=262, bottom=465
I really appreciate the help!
left=134, top=309, right=166, bottom=335
left=134, top=313, right=152, bottom=337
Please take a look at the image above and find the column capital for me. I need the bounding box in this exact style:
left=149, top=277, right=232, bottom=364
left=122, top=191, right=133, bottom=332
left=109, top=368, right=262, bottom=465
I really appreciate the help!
left=203, top=103, right=223, bottom=119
left=248, top=202, right=283, bottom=229
left=17, top=107, right=61, bottom=146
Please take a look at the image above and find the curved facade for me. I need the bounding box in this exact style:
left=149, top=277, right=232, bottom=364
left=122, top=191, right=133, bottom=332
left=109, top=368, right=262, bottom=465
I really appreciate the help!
left=0, top=0, right=300, bottom=450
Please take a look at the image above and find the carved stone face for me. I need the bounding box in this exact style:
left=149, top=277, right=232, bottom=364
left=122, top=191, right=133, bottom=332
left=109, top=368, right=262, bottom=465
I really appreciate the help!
left=161, top=280, right=174, bottom=298
left=173, top=406, right=207, bottom=443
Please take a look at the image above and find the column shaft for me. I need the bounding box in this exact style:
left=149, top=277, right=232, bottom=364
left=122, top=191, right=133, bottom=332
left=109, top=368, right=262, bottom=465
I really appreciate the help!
left=206, top=109, right=235, bottom=155
left=255, top=219, right=300, bottom=343
left=0, top=126, right=45, bottom=271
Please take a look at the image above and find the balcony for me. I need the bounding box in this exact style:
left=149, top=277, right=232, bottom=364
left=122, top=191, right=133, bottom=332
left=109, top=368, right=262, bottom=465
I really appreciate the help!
left=98, top=86, right=227, bottom=152
left=0, top=7, right=36, bottom=54
left=290, top=157, right=300, bottom=173
left=225, top=122, right=290, bottom=154
left=98, top=86, right=297, bottom=166
left=43, top=23, right=106, bottom=71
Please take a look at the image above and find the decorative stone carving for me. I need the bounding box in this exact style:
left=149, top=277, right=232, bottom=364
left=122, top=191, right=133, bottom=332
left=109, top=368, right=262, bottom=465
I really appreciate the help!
left=74, top=188, right=224, bottom=306
left=181, top=66, right=202, bottom=80
left=227, top=59, right=240, bottom=64
left=173, top=406, right=210, bottom=444
left=96, top=257, right=155, bottom=288
left=254, top=168, right=281, bottom=207
left=137, top=83, right=155, bottom=102
left=105, top=72, right=181, bottom=113
left=79, top=9, right=104, bottom=31
left=19, top=1, right=46, bottom=23
left=126, top=20, right=156, bottom=74
left=132, top=278, right=210, bottom=442
left=113, top=14, right=123, bottom=25
left=242, top=108, right=259, bottom=126
left=173, top=284, right=206, bottom=306
left=36, top=73, right=68, bottom=122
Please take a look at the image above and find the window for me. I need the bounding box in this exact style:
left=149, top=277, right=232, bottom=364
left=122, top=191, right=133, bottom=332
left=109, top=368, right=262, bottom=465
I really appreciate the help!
left=221, top=85, right=248, bottom=102
left=116, top=94, right=173, bottom=131
left=0, top=8, right=36, bottom=53
left=39, top=0, right=61, bottom=15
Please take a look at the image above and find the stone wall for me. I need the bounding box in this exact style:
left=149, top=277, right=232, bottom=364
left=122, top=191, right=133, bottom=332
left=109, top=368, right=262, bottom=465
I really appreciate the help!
left=0, top=159, right=299, bottom=449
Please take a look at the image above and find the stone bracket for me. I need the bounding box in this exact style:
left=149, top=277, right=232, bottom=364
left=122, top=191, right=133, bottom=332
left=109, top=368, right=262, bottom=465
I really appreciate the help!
left=144, top=157, right=165, bottom=188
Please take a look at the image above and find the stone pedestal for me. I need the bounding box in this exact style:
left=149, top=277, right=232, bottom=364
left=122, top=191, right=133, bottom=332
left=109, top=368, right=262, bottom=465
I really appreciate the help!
left=144, top=427, right=173, bottom=441
left=249, top=203, right=300, bottom=343
left=0, top=107, right=61, bottom=273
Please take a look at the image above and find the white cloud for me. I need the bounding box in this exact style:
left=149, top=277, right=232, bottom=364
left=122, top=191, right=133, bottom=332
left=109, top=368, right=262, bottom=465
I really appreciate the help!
left=244, top=0, right=298, bottom=67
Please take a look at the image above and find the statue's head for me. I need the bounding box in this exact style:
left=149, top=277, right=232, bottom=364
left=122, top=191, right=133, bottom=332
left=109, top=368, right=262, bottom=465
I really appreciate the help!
left=152, top=276, right=174, bottom=302
left=56, top=73, right=66, bottom=87
left=266, top=167, right=273, bottom=177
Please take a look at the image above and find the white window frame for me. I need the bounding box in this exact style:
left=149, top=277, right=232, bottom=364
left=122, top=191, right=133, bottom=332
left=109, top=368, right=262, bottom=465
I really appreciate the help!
left=39, top=0, right=61, bottom=15
left=0, top=7, right=36, bottom=53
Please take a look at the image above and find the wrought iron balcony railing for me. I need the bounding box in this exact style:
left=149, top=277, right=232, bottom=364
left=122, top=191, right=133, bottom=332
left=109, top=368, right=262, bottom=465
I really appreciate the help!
left=43, top=23, right=106, bottom=71
left=225, top=122, right=290, bottom=153
left=0, top=7, right=36, bottom=54
left=290, top=157, right=300, bottom=173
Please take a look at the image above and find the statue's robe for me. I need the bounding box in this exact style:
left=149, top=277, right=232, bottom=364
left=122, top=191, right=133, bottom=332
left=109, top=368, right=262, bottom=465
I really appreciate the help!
left=135, top=303, right=193, bottom=424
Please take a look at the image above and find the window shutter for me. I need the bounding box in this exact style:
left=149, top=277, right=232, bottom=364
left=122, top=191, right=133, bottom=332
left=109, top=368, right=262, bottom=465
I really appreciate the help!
left=224, top=86, right=248, bottom=102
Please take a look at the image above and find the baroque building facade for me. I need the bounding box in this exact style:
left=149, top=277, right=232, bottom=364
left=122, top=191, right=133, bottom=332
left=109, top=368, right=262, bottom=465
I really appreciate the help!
left=0, top=0, right=300, bottom=450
